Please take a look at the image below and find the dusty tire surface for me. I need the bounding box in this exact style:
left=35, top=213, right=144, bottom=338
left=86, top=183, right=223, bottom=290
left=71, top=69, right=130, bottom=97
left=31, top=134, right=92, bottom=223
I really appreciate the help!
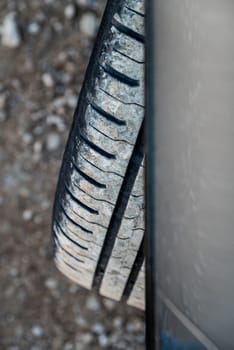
left=52, top=0, right=145, bottom=310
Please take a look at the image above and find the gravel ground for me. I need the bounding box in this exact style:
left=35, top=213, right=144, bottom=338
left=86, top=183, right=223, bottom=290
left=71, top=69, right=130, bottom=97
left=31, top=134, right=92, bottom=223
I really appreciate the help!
left=0, top=1, right=145, bottom=349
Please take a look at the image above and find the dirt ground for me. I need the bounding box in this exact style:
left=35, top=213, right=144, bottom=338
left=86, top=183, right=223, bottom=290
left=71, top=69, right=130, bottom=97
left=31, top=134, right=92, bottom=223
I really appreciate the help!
left=0, top=1, right=145, bottom=349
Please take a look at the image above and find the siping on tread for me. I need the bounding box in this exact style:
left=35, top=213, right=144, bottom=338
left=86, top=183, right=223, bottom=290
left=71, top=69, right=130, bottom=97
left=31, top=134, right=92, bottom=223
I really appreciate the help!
left=102, top=63, right=140, bottom=87
left=78, top=133, right=116, bottom=160
left=112, top=19, right=145, bottom=44
left=71, top=159, right=107, bottom=189
left=90, top=102, right=126, bottom=126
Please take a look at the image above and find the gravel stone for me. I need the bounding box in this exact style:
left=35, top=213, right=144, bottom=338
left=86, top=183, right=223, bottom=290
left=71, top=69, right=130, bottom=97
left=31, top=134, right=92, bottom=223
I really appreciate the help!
left=80, top=13, right=97, bottom=37
left=75, top=316, right=88, bottom=328
left=63, top=342, right=74, bottom=350
left=41, top=73, right=54, bottom=88
left=15, top=325, right=23, bottom=337
left=78, top=332, right=93, bottom=345
left=92, top=322, right=105, bottom=335
left=113, top=316, right=123, bottom=329
left=46, top=114, right=66, bottom=132
left=69, top=283, right=80, bottom=294
left=22, top=209, right=33, bottom=221
left=28, top=22, right=40, bottom=35
left=22, top=132, right=33, bottom=145
left=103, top=298, right=116, bottom=311
left=64, top=4, right=76, bottom=19
left=85, top=295, right=100, bottom=311
left=65, top=94, right=77, bottom=108
left=33, top=141, right=42, bottom=153
left=31, top=325, right=44, bottom=337
left=1, top=13, right=21, bottom=48
left=45, top=277, right=58, bottom=290
left=126, top=319, right=144, bottom=333
left=76, top=0, right=88, bottom=6
left=98, top=334, right=109, bottom=347
left=46, top=132, right=61, bottom=151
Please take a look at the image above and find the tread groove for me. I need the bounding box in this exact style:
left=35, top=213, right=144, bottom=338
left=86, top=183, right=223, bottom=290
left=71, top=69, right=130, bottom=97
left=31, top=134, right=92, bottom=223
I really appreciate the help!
left=55, top=256, right=81, bottom=273
left=90, top=101, right=126, bottom=126
left=59, top=217, right=92, bottom=243
left=54, top=220, right=88, bottom=251
left=125, top=6, right=145, bottom=17
left=64, top=183, right=99, bottom=216
left=54, top=235, right=85, bottom=263
left=122, top=236, right=145, bottom=299
left=72, top=180, right=114, bottom=206
left=71, top=159, right=106, bottom=188
left=79, top=132, right=116, bottom=160
left=102, top=63, right=139, bottom=87
left=93, top=121, right=144, bottom=289
left=59, top=203, right=93, bottom=235
left=112, top=18, right=145, bottom=44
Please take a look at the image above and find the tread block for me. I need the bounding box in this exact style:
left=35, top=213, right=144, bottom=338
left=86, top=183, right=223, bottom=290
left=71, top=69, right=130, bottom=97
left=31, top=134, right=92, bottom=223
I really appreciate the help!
left=115, top=6, right=145, bottom=36
left=127, top=261, right=145, bottom=310
left=100, top=162, right=145, bottom=301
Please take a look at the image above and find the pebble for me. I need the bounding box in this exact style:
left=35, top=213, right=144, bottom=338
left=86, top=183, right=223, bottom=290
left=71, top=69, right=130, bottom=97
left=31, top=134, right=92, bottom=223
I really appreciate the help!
left=31, top=325, right=44, bottom=337
left=103, top=298, right=116, bottom=311
left=80, top=13, right=97, bottom=37
left=33, top=125, right=44, bottom=135
left=60, top=72, right=72, bottom=85
left=33, top=140, right=42, bottom=153
left=1, top=13, right=21, bottom=48
left=85, top=295, right=100, bottom=311
left=45, top=277, right=58, bottom=290
left=75, top=316, right=88, bottom=328
left=46, top=132, right=61, bottom=151
left=76, top=0, right=89, bottom=6
left=10, top=267, right=18, bottom=277
left=22, top=209, right=33, bottom=221
left=41, top=73, right=54, bottom=88
left=22, top=132, right=33, bottom=145
left=15, top=325, right=23, bottom=337
left=79, top=332, right=93, bottom=345
left=98, top=334, right=109, bottom=348
left=65, top=94, right=77, bottom=109
left=28, top=22, right=40, bottom=35
left=63, top=343, right=74, bottom=350
left=64, top=4, right=76, bottom=19
left=41, top=199, right=50, bottom=209
left=53, top=21, right=63, bottom=32
left=113, top=316, right=123, bottom=329
left=92, top=322, right=105, bottom=335
left=69, top=283, right=80, bottom=294
left=126, top=319, right=144, bottom=333
left=46, top=114, right=66, bottom=132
